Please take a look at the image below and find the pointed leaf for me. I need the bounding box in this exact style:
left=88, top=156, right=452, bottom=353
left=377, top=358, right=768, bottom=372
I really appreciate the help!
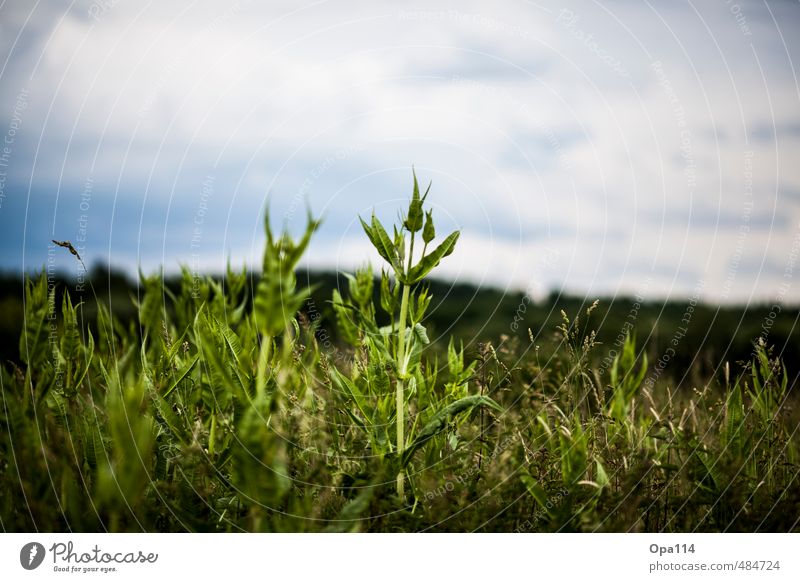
left=164, top=355, right=200, bottom=398
left=408, top=230, right=459, bottom=283
left=371, top=215, right=401, bottom=272
left=401, top=394, right=501, bottom=466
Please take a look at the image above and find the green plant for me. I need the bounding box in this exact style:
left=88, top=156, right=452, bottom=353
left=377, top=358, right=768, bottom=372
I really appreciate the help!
left=358, top=170, right=496, bottom=498
left=608, top=333, right=648, bottom=424
left=2, top=176, right=799, bottom=533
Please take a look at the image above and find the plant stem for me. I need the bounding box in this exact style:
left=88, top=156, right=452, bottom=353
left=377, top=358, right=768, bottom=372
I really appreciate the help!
left=396, top=283, right=411, bottom=498
left=209, top=412, right=217, bottom=458
left=394, top=228, right=417, bottom=499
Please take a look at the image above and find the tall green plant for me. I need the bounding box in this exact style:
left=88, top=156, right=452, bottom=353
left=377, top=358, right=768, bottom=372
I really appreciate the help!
left=254, top=209, right=319, bottom=396
left=358, top=171, right=460, bottom=496
left=608, top=333, right=647, bottom=423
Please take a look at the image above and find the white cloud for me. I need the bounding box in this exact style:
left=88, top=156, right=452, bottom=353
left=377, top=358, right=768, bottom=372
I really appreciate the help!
left=1, top=0, right=799, bottom=303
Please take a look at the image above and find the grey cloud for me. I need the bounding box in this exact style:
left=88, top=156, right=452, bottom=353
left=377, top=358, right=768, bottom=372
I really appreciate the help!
left=409, top=51, right=550, bottom=81
left=1, top=0, right=799, bottom=304
left=642, top=206, right=789, bottom=230
left=748, top=122, right=800, bottom=142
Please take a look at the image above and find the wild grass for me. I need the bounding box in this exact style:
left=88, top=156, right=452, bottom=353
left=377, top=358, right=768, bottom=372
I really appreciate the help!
left=1, top=173, right=798, bottom=532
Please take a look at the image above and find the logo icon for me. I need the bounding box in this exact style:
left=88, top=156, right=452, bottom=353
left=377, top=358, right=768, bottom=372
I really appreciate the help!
left=20, top=542, right=46, bottom=570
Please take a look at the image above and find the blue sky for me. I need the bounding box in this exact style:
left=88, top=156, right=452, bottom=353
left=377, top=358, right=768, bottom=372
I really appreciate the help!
left=1, top=0, right=799, bottom=303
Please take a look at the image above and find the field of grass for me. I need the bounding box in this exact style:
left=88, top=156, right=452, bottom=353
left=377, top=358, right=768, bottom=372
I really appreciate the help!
left=2, top=176, right=799, bottom=532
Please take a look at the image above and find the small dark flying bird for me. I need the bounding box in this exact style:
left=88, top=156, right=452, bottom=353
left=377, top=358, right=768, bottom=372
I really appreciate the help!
left=52, top=239, right=86, bottom=269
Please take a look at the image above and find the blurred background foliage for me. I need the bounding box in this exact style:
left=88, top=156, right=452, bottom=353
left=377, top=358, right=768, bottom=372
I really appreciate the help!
left=1, top=267, right=796, bottom=383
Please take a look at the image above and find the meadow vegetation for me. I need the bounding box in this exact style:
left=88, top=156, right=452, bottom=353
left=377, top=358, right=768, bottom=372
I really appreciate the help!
left=1, top=174, right=798, bottom=532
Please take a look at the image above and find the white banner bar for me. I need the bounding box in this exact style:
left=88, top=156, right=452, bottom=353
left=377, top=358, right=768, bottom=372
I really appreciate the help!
left=1, top=533, right=797, bottom=581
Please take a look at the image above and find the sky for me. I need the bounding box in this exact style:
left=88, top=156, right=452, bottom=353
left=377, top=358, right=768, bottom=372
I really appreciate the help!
left=1, top=0, right=799, bottom=304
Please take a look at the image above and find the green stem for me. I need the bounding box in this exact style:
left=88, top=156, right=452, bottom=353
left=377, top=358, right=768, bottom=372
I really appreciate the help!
left=407, top=230, right=416, bottom=275
left=397, top=285, right=411, bottom=376
left=209, top=412, right=217, bottom=459
left=394, top=227, right=417, bottom=500
left=396, top=283, right=411, bottom=498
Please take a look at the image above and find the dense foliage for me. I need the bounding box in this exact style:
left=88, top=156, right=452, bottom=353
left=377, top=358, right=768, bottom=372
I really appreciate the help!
left=2, top=176, right=798, bottom=532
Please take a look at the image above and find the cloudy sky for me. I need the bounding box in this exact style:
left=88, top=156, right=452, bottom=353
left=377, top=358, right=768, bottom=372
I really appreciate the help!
left=1, top=0, right=799, bottom=303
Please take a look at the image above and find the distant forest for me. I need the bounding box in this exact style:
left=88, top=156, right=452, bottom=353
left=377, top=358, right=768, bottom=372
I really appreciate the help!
left=1, top=267, right=798, bottom=387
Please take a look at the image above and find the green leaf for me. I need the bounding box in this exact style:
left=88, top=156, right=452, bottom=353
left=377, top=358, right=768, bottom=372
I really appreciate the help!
left=332, top=289, right=360, bottom=346
left=393, top=225, right=405, bottom=266
left=404, top=322, right=430, bottom=371
left=325, top=483, right=376, bottom=532
left=408, top=230, right=460, bottom=283
left=723, top=380, right=745, bottom=457
left=360, top=217, right=386, bottom=261
left=150, top=391, right=188, bottom=447
left=59, top=291, right=82, bottom=362
left=371, top=215, right=402, bottom=273
left=256, top=208, right=319, bottom=336
left=410, top=286, right=432, bottom=322
left=403, top=170, right=427, bottom=233
left=19, top=274, right=52, bottom=368
left=164, top=355, right=199, bottom=397
left=72, top=330, right=94, bottom=389
left=283, top=210, right=321, bottom=268
left=401, top=394, right=502, bottom=466
left=521, top=474, right=553, bottom=516
left=595, top=459, right=610, bottom=489
left=232, top=395, right=290, bottom=510
left=254, top=276, right=314, bottom=337
left=422, top=210, right=435, bottom=244
left=447, top=337, right=460, bottom=376
left=608, top=334, right=648, bottom=422
left=136, top=272, right=165, bottom=333
left=194, top=311, right=239, bottom=407
left=331, top=368, right=371, bottom=425
left=379, top=269, right=398, bottom=316
left=559, top=417, right=588, bottom=486
left=214, top=316, right=242, bottom=364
